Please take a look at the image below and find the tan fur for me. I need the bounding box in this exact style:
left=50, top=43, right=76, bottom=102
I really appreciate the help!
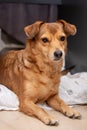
left=0, top=20, right=81, bottom=126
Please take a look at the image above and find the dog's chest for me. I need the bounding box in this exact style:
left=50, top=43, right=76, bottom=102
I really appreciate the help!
left=24, top=61, right=61, bottom=102
left=35, top=73, right=60, bottom=102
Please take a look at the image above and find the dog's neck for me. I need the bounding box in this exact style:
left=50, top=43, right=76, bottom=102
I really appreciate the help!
left=23, top=47, right=63, bottom=77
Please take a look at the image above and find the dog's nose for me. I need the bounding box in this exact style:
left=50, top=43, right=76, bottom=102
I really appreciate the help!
left=54, top=50, right=62, bottom=60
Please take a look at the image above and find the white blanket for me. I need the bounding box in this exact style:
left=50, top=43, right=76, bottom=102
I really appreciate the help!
left=0, top=84, right=19, bottom=110
left=59, top=72, right=87, bottom=105
left=0, top=72, right=87, bottom=110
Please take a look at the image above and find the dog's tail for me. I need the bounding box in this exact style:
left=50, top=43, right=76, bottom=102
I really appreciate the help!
left=61, top=65, right=75, bottom=76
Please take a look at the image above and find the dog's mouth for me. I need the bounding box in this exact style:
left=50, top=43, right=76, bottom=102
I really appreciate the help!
left=54, top=57, right=62, bottom=61
left=53, top=57, right=63, bottom=62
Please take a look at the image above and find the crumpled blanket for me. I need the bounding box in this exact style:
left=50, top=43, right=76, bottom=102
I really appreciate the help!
left=0, top=72, right=87, bottom=110
left=0, top=84, right=19, bottom=110
left=59, top=72, right=87, bottom=105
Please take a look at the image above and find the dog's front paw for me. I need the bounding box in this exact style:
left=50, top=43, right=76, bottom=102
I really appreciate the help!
left=43, top=116, right=59, bottom=126
left=63, top=107, right=81, bottom=119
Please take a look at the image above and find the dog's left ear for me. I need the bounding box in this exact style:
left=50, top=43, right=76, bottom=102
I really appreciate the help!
left=57, top=19, right=77, bottom=36
left=24, top=21, right=44, bottom=39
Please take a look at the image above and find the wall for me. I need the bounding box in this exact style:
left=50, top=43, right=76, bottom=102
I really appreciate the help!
left=59, top=5, right=87, bottom=73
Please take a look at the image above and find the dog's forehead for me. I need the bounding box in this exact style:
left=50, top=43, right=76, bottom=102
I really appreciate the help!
left=40, top=22, right=64, bottom=35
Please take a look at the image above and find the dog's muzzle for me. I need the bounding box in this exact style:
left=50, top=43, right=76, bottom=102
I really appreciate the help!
left=54, top=50, right=63, bottom=61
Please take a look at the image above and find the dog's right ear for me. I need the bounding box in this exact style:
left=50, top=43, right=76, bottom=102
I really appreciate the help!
left=24, top=21, right=44, bottom=39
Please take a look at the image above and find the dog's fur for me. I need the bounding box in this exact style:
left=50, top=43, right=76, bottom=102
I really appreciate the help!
left=0, top=20, right=81, bottom=125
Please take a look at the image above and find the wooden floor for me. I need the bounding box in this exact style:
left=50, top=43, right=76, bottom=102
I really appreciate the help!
left=0, top=105, right=87, bottom=130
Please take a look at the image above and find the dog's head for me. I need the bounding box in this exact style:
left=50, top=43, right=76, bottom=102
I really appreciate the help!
left=24, top=20, right=76, bottom=62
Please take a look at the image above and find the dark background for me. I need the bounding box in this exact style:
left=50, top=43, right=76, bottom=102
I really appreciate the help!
left=0, top=0, right=87, bottom=73
left=59, top=5, right=87, bottom=73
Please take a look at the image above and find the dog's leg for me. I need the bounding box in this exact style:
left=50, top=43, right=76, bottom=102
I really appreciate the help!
left=47, top=95, right=81, bottom=119
left=19, top=99, right=58, bottom=126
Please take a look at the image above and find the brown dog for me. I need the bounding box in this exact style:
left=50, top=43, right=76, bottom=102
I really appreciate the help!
left=0, top=20, right=81, bottom=126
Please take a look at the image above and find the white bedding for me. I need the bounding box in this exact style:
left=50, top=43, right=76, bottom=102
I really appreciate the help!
left=59, top=72, right=87, bottom=105
left=0, top=72, right=87, bottom=110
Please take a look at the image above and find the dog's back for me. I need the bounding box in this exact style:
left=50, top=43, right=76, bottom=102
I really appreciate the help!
left=0, top=50, right=23, bottom=94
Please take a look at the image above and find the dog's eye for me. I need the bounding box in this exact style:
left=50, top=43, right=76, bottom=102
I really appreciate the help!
left=42, top=38, right=49, bottom=43
left=60, top=36, right=66, bottom=41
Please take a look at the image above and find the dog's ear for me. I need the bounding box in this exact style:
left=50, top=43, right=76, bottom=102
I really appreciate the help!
left=24, top=21, right=44, bottom=39
left=57, top=19, right=77, bottom=36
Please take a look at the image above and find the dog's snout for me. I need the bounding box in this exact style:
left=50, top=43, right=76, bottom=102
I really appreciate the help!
left=54, top=50, right=62, bottom=60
